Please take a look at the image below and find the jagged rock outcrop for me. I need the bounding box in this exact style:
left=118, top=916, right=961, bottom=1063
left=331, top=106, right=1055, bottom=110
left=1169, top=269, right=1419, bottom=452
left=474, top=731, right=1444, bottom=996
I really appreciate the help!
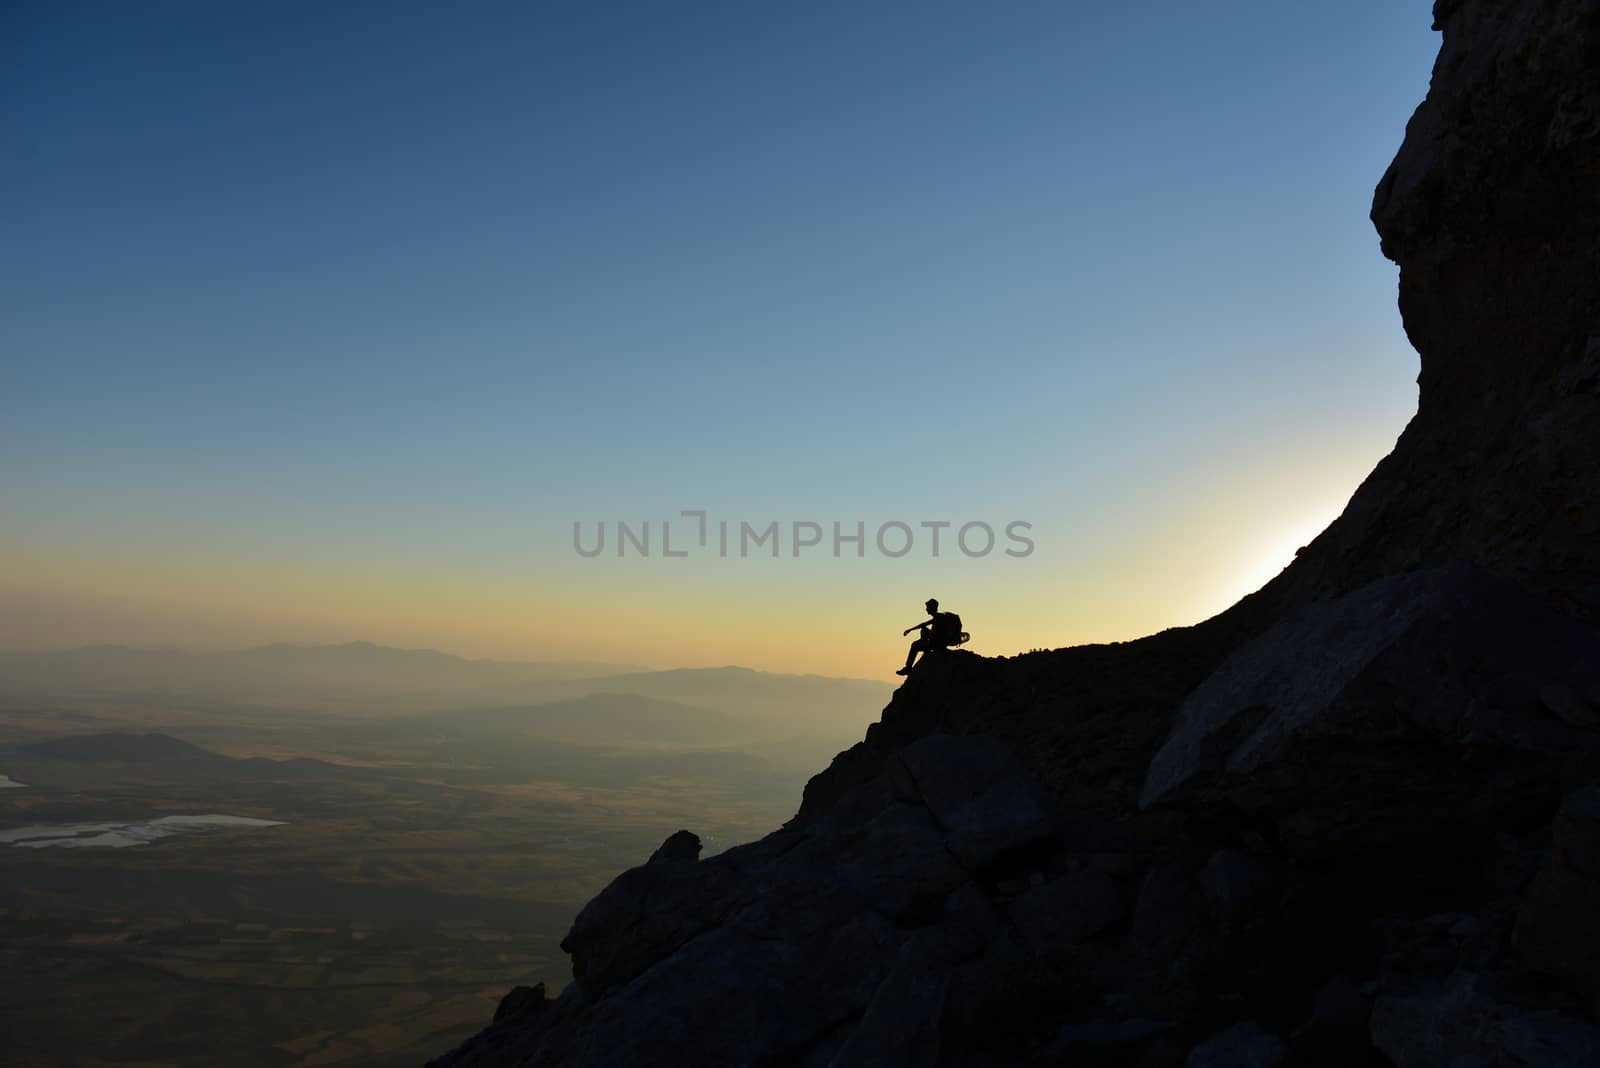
left=1142, top=563, right=1600, bottom=851
left=430, top=2, right=1600, bottom=1064
left=429, top=733, right=1122, bottom=1065
left=491, top=984, right=548, bottom=1024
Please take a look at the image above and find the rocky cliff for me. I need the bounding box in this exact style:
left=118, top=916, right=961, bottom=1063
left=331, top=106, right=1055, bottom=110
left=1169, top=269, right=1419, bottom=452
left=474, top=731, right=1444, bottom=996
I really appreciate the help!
left=1267, top=0, right=1600, bottom=619
left=431, top=3, right=1600, bottom=1064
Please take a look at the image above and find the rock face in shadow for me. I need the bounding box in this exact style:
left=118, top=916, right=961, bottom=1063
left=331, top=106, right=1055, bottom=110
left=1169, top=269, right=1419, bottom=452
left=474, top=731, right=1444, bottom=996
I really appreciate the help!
left=1142, top=563, right=1600, bottom=851
left=430, top=2, right=1600, bottom=1064
left=1267, top=0, right=1600, bottom=620
left=1370, top=968, right=1600, bottom=1068
left=1514, top=785, right=1600, bottom=995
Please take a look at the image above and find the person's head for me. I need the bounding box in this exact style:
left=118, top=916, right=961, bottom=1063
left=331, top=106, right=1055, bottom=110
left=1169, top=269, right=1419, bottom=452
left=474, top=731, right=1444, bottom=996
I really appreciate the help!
left=925, top=598, right=939, bottom=613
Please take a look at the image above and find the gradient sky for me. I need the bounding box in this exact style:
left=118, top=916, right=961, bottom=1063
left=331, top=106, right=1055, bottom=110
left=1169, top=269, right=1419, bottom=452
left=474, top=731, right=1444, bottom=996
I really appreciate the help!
left=2, top=2, right=1441, bottom=677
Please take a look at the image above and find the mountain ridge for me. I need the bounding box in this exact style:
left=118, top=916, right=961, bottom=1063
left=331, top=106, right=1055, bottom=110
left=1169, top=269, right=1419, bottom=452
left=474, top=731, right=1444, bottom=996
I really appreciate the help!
left=0, top=643, right=891, bottom=721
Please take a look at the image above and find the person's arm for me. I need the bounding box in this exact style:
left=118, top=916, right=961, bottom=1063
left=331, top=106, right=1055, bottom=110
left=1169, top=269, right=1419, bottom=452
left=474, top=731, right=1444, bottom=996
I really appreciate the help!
left=902, top=617, right=931, bottom=636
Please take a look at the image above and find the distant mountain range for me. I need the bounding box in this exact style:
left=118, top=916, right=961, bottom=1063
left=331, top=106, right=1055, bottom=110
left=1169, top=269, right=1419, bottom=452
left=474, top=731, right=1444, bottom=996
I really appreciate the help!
left=240, top=640, right=647, bottom=680
left=6, top=726, right=798, bottom=795
left=0, top=642, right=643, bottom=707
left=0, top=643, right=893, bottom=735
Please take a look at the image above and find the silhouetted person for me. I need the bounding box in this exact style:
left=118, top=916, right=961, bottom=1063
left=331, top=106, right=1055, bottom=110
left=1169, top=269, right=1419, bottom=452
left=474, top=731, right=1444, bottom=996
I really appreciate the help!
left=897, top=598, right=964, bottom=675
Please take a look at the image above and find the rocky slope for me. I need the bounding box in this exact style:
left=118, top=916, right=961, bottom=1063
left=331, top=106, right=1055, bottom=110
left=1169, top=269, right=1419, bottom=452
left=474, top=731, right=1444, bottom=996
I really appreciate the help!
left=430, top=2, right=1600, bottom=1064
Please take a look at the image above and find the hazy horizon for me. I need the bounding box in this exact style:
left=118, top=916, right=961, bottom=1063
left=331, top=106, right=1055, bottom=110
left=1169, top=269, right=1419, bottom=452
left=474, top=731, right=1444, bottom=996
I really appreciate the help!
left=0, top=636, right=901, bottom=683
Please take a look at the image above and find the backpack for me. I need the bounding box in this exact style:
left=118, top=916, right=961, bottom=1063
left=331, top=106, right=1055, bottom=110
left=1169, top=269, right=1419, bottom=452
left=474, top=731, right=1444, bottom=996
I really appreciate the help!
left=939, top=612, right=963, bottom=644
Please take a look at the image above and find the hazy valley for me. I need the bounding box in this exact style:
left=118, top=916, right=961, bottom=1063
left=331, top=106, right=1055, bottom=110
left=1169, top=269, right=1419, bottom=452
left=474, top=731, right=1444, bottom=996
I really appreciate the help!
left=0, top=643, right=890, bottom=1066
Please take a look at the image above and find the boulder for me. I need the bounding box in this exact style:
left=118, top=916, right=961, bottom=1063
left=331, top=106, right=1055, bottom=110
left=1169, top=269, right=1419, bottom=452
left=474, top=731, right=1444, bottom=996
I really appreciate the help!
left=823, top=939, right=951, bottom=1068
left=1008, top=868, right=1124, bottom=948
left=930, top=882, right=1010, bottom=965
left=1184, top=1022, right=1286, bottom=1068
left=566, top=910, right=894, bottom=1067
left=828, top=798, right=968, bottom=926
left=1371, top=970, right=1600, bottom=1068
left=896, top=733, right=1059, bottom=870
left=1307, top=975, right=1367, bottom=1038
left=425, top=984, right=580, bottom=1067
left=1287, top=974, right=1372, bottom=1062
left=1128, top=865, right=1192, bottom=957
left=1514, top=785, right=1600, bottom=993
left=492, top=983, right=548, bottom=1024
left=1045, top=1018, right=1177, bottom=1064
left=649, top=829, right=702, bottom=863
left=1141, top=565, right=1600, bottom=850
left=1198, top=849, right=1276, bottom=909
left=1541, top=684, right=1600, bottom=729
left=559, top=846, right=736, bottom=1001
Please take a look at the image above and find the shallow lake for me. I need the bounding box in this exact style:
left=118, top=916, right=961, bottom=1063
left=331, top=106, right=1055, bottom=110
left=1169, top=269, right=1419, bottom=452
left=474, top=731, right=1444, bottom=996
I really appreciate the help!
left=0, top=814, right=286, bottom=849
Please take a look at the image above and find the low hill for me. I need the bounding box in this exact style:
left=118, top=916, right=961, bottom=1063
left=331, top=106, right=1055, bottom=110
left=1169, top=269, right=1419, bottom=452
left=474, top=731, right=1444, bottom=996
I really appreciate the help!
left=21, top=731, right=222, bottom=763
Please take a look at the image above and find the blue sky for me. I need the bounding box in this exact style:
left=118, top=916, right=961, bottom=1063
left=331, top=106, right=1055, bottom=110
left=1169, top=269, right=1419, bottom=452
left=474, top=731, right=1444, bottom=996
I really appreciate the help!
left=2, top=2, right=1441, bottom=673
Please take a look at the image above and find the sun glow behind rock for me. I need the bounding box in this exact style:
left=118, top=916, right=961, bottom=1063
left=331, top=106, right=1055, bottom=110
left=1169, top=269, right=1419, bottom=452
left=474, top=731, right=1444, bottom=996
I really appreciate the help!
left=1209, top=506, right=1345, bottom=613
